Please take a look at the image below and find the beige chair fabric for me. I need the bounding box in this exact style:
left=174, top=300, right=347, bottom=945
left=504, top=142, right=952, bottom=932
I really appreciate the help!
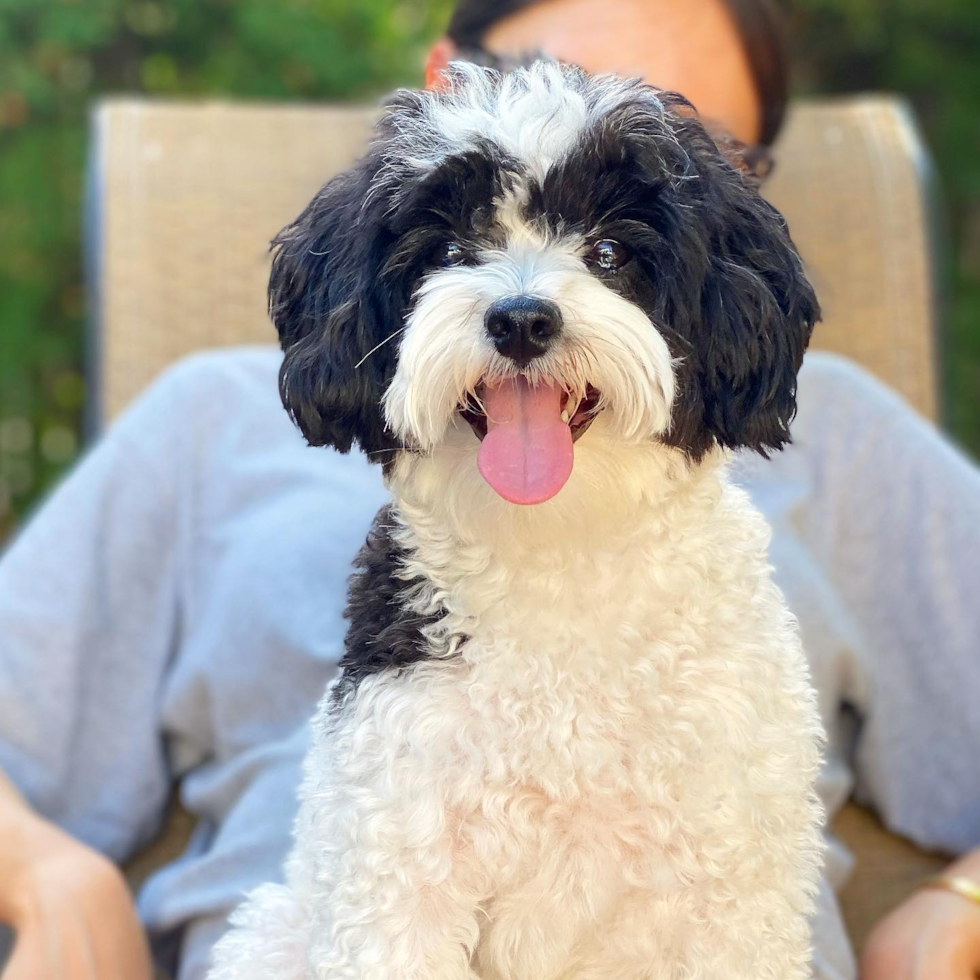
left=90, top=95, right=939, bottom=426
left=90, top=101, right=375, bottom=423
left=763, top=98, right=939, bottom=420
left=90, top=95, right=946, bottom=953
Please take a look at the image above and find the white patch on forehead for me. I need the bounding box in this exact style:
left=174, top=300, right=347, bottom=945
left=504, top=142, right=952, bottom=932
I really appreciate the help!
left=385, top=61, right=661, bottom=185
left=491, top=181, right=563, bottom=253
left=428, top=62, right=586, bottom=179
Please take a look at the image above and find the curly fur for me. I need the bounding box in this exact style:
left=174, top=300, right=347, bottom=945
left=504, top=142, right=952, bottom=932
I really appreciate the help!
left=331, top=506, right=449, bottom=705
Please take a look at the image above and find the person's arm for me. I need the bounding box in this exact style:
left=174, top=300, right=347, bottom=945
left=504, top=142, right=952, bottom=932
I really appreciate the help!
left=791, top=355, right=980, bottom=855
left=0, top=359, right=208, bottom=976
left=0, top=359, right=200, bottom=849
left=0, top=769, right=153, bottom=979
left=861, top=848, right=980, bottom=979
left=784, top=355, right=980, bottom=978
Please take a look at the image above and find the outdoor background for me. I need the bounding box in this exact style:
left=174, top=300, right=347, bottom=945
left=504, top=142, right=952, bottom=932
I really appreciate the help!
left=0, top=0, right=978, bottom=539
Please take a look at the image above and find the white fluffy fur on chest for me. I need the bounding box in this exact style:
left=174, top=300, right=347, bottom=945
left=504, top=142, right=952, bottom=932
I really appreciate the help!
left=209, top=441, right=824, bottom=980
left=382, top=439, right=810, bottom=799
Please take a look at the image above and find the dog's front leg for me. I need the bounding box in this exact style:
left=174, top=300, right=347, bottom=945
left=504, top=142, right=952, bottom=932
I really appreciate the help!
left=301, top=805, right=489, bottom=980
left=299, top=690, right=491, bottom=980
left=209, top=809, right=486, bottom=980
left=210, top=686, right=491, bottom=980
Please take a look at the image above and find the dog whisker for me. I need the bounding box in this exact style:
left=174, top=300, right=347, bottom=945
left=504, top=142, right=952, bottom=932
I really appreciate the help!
left=354, top=327, right=406, bottom=369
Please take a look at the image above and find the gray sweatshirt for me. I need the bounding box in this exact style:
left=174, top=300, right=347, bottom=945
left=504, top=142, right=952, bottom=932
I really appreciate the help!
left=0, top=347, right=977, bottom=979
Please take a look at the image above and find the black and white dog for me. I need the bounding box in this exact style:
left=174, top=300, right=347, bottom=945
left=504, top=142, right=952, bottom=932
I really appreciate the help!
left=210, top=62, right=824, bottom=980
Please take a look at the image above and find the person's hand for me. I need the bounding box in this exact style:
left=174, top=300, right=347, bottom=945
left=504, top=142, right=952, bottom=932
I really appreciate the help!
left=0, top=808, right=152, bottom=979
left=861, top=852, right=980, bottom=980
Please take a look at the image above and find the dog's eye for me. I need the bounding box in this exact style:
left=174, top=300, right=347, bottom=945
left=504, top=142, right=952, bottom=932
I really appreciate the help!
left=586, top=239, right=633, bottom=271
left=436, top=242, right=467, bottom=268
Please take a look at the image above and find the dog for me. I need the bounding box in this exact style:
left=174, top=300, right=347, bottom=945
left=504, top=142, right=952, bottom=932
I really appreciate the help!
left=209, top=61, right=824, bottom=980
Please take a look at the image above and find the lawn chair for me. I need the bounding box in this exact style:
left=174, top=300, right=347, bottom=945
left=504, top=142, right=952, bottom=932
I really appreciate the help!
left=87, top=93, right=947, bottom=963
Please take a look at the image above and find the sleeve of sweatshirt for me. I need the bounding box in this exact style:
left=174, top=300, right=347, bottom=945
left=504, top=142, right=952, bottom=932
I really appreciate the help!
left=793, top=353, right=980, bottom=855
left=0, top=361, right=202, bottom=861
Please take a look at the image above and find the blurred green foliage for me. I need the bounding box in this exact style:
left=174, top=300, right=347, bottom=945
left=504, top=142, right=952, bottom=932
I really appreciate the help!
left=0, top=0, right=454, bottom=537
left=0, top=0, right=978, bottom=538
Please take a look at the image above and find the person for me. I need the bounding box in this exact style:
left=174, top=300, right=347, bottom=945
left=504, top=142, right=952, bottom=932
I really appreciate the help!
left=0, top=1, right=977, bottom=978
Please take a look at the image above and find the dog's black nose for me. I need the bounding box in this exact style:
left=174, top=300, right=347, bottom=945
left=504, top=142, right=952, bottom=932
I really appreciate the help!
left=485, top=296, right=563, bottom=366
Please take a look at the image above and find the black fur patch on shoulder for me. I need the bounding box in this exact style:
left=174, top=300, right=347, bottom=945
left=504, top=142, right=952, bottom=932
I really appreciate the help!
left=333, top=506, right=452, bottom=704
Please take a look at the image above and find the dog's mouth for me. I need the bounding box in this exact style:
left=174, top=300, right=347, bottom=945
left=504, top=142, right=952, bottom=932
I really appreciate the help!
left=460, top=384, right=601, bottom=443
left=459, top=381, right=602, bottom=505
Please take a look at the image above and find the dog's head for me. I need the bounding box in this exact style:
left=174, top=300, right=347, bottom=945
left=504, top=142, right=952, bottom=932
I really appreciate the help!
left=272, top=62, right=818, bottom=505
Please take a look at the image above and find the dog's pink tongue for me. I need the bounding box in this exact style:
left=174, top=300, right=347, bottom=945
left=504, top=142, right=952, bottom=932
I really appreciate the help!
left=477, top=377, right=573, bottom=505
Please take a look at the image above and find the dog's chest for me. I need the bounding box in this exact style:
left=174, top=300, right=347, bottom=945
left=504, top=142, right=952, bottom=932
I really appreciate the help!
left=392, top=504, right=772, bottom=783
left=412, top=553, right=797, bottom=978
left=402, top=535, right=765, bottom=815
left=319, top=491, right=819, bottom=980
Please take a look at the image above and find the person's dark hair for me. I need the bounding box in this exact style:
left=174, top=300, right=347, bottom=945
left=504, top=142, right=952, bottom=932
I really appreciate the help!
left=446, top=0, right=789, bottom=146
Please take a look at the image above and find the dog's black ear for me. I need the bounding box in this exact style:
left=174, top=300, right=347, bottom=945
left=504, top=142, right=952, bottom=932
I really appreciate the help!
left=269, top=155, right=401, bottom=457
left=695, top=171, right=818, bottom=456
left=646, top=104, right=819, bottom=459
